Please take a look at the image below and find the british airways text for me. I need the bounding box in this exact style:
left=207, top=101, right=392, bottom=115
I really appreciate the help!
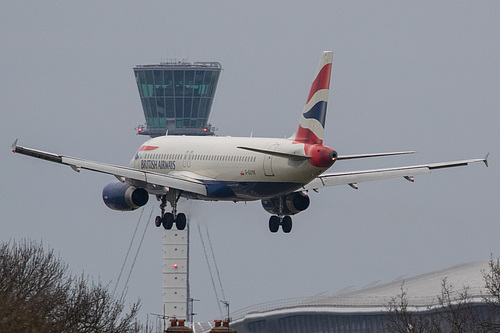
left=141, top=160, right=176, bottom=170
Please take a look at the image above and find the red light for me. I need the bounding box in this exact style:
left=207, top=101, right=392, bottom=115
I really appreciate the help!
left=203, top=128, right=207, bottom=132
left=173, top=264, right=178, bottom=268
left=138, top=128, right=143, bottom=132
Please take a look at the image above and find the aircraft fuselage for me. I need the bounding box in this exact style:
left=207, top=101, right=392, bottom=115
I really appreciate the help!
left=129, top=135, right=335, bottom=201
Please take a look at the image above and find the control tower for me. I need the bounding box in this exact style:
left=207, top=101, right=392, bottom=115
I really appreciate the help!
left=133, top=59, right=222, bottom=323
left=134, top=60, right=222, bottom=137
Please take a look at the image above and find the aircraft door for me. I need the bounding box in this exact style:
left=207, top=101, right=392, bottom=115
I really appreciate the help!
left=263, top=143, right=279, bottom=176
left=182, top=150, right=193, bottom=168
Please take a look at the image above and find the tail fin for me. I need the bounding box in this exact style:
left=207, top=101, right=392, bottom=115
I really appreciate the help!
left=292, top=51, right=333, bottom=144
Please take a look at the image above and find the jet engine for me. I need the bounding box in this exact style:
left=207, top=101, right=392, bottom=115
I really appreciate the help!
left=261, top=191, right=310, bottom=216
left=102, top=182, right=149, bottom=211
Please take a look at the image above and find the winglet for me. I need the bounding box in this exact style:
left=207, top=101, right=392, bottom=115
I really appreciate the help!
left=11, top=139, right=18, bottom=152
left=483, top=153, right=489, bottom=168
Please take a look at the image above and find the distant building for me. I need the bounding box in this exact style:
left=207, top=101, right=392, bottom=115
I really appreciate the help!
left=134, top=60, right=222, bottom=137
left=197, top=261, right=494, bottom=333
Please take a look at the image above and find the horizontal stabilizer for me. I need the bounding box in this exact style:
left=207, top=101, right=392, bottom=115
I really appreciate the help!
left=337, top=151, right=416, bottom=160
left=237, top=146, right=310, bottom=161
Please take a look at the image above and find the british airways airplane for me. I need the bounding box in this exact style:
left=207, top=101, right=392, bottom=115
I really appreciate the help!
left=12, top=51, right=488, bottom=233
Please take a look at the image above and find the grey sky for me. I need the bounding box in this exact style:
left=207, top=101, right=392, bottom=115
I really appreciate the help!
left=2, top=1, right=499, bottom=324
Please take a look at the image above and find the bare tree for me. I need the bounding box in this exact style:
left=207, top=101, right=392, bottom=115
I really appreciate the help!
left=386, top=283, right=442, bottom=333
left=0, top=239, right=141, bottom=333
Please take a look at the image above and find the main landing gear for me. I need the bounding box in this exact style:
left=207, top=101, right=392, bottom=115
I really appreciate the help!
left=269, top=215, right=293, bottom=233
left=154, top=191, right=187, bottom=230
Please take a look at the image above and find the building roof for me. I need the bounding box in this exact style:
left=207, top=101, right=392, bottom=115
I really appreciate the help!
left=230, top=261, right=490, bottom=324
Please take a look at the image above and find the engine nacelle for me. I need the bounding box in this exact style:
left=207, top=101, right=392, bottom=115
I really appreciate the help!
left=261, top=192, right=310, bottom=216
left=102, top=182, right=149, bottom=211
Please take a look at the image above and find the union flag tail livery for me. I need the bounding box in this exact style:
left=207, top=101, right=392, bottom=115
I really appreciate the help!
left=293, top=51, right=333, bottom=145
left=12, top=51, right=488, bottom=234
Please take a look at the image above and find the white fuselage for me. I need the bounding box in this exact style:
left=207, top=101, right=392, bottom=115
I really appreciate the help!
left=129, top=135, right=330, bottom=201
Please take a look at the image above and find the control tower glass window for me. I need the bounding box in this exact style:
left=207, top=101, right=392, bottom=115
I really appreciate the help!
left=134, top=61, right=221, bottom=137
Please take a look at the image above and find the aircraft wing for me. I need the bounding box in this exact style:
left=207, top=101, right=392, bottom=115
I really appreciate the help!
left=11, top=140, right=207, bottom=196
left=302, top=155, right=489, bottom=191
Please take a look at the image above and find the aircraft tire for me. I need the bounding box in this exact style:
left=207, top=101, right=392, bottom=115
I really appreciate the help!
left=282, top=216, right=292, bottom=233
left=176, top=213, right=187, bottom=230
left=269, top=216, right=280, bottom=233
left=162, top=213, right=175, bottom=230
left=155, top=216, right=162, bottom=227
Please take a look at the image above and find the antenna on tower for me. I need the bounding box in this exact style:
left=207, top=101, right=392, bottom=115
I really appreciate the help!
left=220, top=300, right=230, bottom=323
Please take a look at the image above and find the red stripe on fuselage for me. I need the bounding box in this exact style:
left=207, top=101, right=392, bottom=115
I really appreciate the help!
left=306, top=63, right=332, bottom=104
left=139, top=145, right=159, bottom=151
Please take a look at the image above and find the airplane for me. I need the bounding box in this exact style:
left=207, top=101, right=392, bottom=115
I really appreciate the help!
left=12, top=51, right=488, bottom=233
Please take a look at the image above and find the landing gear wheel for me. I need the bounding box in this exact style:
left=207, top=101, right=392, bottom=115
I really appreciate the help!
left=162, top=213, right=175, bottom=230
left=269, top=216, right=280, bottom=233
left=155, top=216, right=162, bottom=227
left=176, top=213, right=187, bottom=230
left=282, top=215, right=292, bottom=233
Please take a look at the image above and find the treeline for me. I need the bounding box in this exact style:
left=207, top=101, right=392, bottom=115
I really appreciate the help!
left=0, top=240, right=141, bottom=333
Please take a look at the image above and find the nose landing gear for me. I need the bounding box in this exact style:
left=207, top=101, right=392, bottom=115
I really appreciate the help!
left=155, top=191, right=186, bottom=230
